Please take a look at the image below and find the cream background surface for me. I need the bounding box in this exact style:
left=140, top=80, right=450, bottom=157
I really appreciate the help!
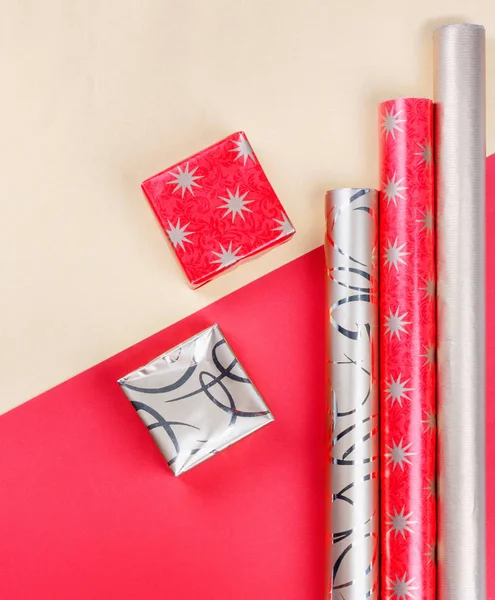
left=1, top=0, right=494, bottom=416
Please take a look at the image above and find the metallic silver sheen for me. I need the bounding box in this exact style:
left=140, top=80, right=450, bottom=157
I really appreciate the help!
left=325, top=188, right=379, bottom=599
left=434, top=23, right=486, bottom=600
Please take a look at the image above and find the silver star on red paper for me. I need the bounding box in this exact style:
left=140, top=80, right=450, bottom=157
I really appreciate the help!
left=218, top=187, right=253, bottom=222
left=425, top=543, right=436, bottom=565
left=417, top=209, right=434, bottom=233
left=385, top=438, right=415, bottom=471
left=421, top=344, right=435, bottom=366
left=272, top=213, right=294, bottom=237
left=384, top=238, right=409, bottom=271
left=166, top=218, right=194, bottom=251
left=381, top=107, right=406, bottom=139
left=422, top=410, right=436, bottom=433
left=166, top=163, right=203, bottom=197
left=385, top=307, right=411, bottom=340
left=387, top=573, right=418, bottom=599
left=415, top=141, right=433, bottom=165
left=420, top=277, right=435, bottom=299
left=211, top=241, right=242, bottom=268
left=230, top=133, right=255, bottom=165
left=386, top=374, right=413, bottom=406
left=425, top=477, right=436, bottom=499
left=383, top=173, right=407, bottom=206
left=387, top=506, right=417, bottom=539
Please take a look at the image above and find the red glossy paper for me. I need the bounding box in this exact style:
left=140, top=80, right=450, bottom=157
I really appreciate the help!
left=379, top=98, right=436, bottom=599
left=142, top=131, right=295, bottom=287
left=0, top=248, right=326, bottom=600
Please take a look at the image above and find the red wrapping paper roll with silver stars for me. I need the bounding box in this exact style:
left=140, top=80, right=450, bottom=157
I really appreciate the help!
left=379, top=98, right=436, bottom=600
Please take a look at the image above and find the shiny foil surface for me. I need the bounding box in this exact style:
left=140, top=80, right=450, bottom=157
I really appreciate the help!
left=325, top=188, right=379, bottom=599
left=118, top=324, right=274, bottom=475
left=379, top=98, right=436, bottom=599
left=433, top=24, right=486, bottom=599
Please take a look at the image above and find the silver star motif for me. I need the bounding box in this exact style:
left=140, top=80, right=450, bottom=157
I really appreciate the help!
left=387, top=573, right=418, bottom=599
left=385, top=307, right=411, bottom=340
left=218, top=187, right=253, bottom=222
left=384, top=238, right=409, bottom=271
left=422, top=410, right=436, bottom=433
left=425, top=477, right=436, bottom=499
left=166, top=163, right=203, bottom=197
left=165, top=218, right=194, bottom=251
left=420, top=277, right=435, bottom=299
left=230, top=133, right=255, bottom=165
left=387, top=506, right=417, bottom=538
left=273, top=213, right=294, bottom=238
left=421, top=344, right=435, bottom=366
left=211, top=241, right=242, bottom=268
left=417, top=209, right=434, bottom=233
left=381, top=107, right=406, bottom=139
left=425, top=543, right=436, bottom=565
left=386, top=374, right=413, bottom=407
left=415, top=141, right=433, bottom=165
left=383, top=173, right=407, bottom=206
left=385, top=438, right=415, bottom=471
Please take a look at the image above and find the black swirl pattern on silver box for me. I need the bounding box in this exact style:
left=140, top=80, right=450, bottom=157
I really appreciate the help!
left=118, top=325, right=274, bottom=475
left=325, top=188, right=379, bottom=599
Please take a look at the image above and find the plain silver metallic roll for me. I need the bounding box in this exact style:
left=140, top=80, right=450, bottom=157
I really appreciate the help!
left=324, top=188, right=379, bottom=599
left=434, top=23, right=486, bottom=600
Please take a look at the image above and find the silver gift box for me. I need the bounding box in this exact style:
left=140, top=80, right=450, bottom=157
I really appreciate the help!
left=118, top=324, right=274, bottom=475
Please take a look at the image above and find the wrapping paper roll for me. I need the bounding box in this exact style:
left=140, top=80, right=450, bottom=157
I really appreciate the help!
left=325, top=188, right=379, bottom=599
left=433, top=24, right=486, bottom=599
left=379, top=98, right=436, bottom=599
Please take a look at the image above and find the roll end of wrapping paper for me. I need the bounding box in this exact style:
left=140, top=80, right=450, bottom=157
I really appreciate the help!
left=434, top=23, right=486, bottom=600
left=434, top=22, right=485, bottom=34
left=325, top=188, right=379, bottom=599
left=379, top=97, right=436, bottom=600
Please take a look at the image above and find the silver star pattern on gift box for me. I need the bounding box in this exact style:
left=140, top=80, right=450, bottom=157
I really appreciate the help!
left=141, top=131, right=296, bottom=287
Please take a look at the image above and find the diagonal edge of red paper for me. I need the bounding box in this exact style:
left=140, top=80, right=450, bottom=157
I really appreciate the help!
left=0, top=154, right=494, bottom=599
left=0, top=246, right=326, bottom=600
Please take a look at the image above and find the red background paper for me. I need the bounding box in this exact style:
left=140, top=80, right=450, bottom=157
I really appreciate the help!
left=0, top=155, right=494, bottom=599
left=0, top=249, right=325, bottom=600
left=379, top=98, right=436, bottom=598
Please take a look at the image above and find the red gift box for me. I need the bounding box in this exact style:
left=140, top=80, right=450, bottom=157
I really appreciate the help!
left=142, top=132, right=295, bottom=288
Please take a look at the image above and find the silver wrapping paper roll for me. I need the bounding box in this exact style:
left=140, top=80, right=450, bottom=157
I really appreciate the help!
left=325, top=188, right=379, bottom=599
left=434, top=24, right=486, bottom=599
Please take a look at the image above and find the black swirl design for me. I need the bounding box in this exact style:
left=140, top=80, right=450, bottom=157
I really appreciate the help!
left=130, top=400, right=199, bottom=466
left=122, top=363, right=197, bottom=394
left=325, top=189, right=379, bottom=598
left=123, top=339, right=269, bottom=425
left=118, top=325, right=273, bottom=475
